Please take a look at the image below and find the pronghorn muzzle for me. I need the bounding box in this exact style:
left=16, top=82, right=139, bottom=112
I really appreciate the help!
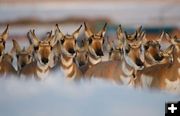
left=135, top=58, right=144, bottom=67
left=153, top=53, right=164, bottom=61
left=41, top=57, right=49, bottom=64
left=95, top=48, right=104, bottom=56
left=68, top=48, right=76, bottom=55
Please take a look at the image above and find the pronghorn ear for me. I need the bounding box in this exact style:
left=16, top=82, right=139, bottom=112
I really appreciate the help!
left=73, top=25, right=82, bottom=39
left=157, top=31, right=164, bottom=42
left=30, top=29, right=39, bottom=46
left=84, top=22, right=93, bottom=38
left=97, top=22, right=107, bottom=38
left=49, top=35, right=57, bottom=47
left=132, top=31, right=138, bottom=39
left=166, top=45, right=174, bottom=54
left=55, top=24, right=64, bottom=41
left=2, top=24, right=9, bottom=41
left=12, top=39, right=21, bottom=53
left=136, top=25, right=142, bottom=34
left=27, top=45, right=34, bottom=54
left=117, top=24, right=124, bottom=40
left=165, top=32, right=172, bottom=43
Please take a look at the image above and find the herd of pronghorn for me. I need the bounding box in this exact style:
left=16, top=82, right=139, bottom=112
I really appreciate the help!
left=0, top=23, right=180, bottom=93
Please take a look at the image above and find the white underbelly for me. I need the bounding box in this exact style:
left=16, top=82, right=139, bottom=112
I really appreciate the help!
left=165, top=78, right=180, bottom=93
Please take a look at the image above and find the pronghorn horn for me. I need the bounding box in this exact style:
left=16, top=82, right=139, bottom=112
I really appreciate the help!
left=117, top=25, right=125, bottom=41
left=2, top=24, right=9, bottom=41
left=97, top=22, right=107, bottom=37
left=12, top=39, right=21, bottom=53
left=30, top=29, right=39, bottom=46
left=55, top=24, right=64, bottom=40
left=73, top=25, right=82, bottom=39
left=157, top=31, right=164, bottom=42
left=47, top=30, right=53, bottom=38
left=131, top=31, right=138, bottom=40
left=27, top=31, right=33, bottom=44
left=136, top=25, right=142, bottom=33
left=84, top=22, right=93, bottom=38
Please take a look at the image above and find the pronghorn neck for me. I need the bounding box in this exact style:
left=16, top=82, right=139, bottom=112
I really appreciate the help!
left=36, top=62, right=50, bottom=79
left=87, top=53, right=102, bottom=67
left=121, top=57, right=134, bottom=77
left=60, top=54, right=76, bottom=79
left=144, top=54, right=157, bottom=67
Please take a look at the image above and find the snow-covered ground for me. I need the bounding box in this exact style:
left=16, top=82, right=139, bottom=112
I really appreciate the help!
left=0, top=73, right=179, bottom=116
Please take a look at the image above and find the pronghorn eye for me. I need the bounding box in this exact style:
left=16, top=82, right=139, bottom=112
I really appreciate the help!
left=16, top=54, right=19, bottom=59
left=34, top=46, right=39, bottom=51
left=50, top=46, right=53, bottom=50
left=3, top=41, right=5, bottom=47
left=61, top=39, right=65, bottom=44
left=88, top=38, right=92, bottom=44
left=144, top=45, right=149, bottom=50
left=102, top=39, right=105, bottom=44
left=28, top=55, right=31, bottom=59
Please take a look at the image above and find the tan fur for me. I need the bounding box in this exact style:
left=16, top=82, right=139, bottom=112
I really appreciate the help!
left=84, top=22, right=107, bottom=68
left=11, top=39, right=33, bottom=72
left=20, top=29, right=57, bottom=79
left=55, top=24, right=83, bottom=79
left=134, top=34, right=180, bottom=92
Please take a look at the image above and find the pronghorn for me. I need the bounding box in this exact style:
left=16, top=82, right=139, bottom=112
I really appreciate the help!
left=2, top=53, right=13, bottom=64
left=84, top=22, right=107, bottom=69
left=55, top=24, right=83, bottom=80
left=11, top=39, right=33, bottom=73
left=20, top=30, right=57, bottom=80
left=0, top=25, right=9, bottom=61
left=0, top=25, right=17, bottom=77
left=134, top=33, right=180, bottom=93
left=84, top=30, right=145, bottom=85
left=108, top=39, right=123, bottom=61
left=143, top=32, right=164, bottom=67
left=75, top=39, right=88, bottom=67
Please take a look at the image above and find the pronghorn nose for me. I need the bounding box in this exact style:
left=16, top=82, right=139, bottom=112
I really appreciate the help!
left=41, top=58, right=49, bottom=64
left=68, top=48, right=75, bottom=55
left=21, top=62, right=26, bottom=68
left=96, top=49, right=104, bottom=56
left=79, top=61, right=85, bottom=67
left=154, top=54, right=164, bottom=61
left=136, top=58, right=144, bottom=67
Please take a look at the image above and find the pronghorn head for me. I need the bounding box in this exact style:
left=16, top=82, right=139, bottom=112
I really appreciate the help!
left=2, top=53, right=13, bottom=64
left=159, top=44, right=174, bottom=64
left=75, top=39, right=88, bottom=67
left=0, top=25, right=9, bottom=59
left=29, top=30, right=57, bottom=66
left=165, top=33, right=180, bottom=52
left=123, top=32, right=145, bottom=70
left=108, top=39, right=122, bottom=61
left=126, top=26, right=143, bottom=44
left=55, top=24, right=82, bottom=57
left=143, top=32, right=164, bottom=62
left=11, top=39, right=33, bottom=70
left=84, top=22, right=107, bottom=58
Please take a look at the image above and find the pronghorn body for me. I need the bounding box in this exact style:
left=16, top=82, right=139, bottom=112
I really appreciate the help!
left=134, top=34, right=180, bottom=93
left=0, top=25, right=16, bottom=77
left=11, top=39, right=33, bottom=74
left=20, top=29, right=57, bottom=80
left=55, top=24, right=83, bottom=80
left=83, top=22, right=107, bottom=71
left=143, top=32, right=164, bottom=67
left=84, top=28, right=145, bottom=85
